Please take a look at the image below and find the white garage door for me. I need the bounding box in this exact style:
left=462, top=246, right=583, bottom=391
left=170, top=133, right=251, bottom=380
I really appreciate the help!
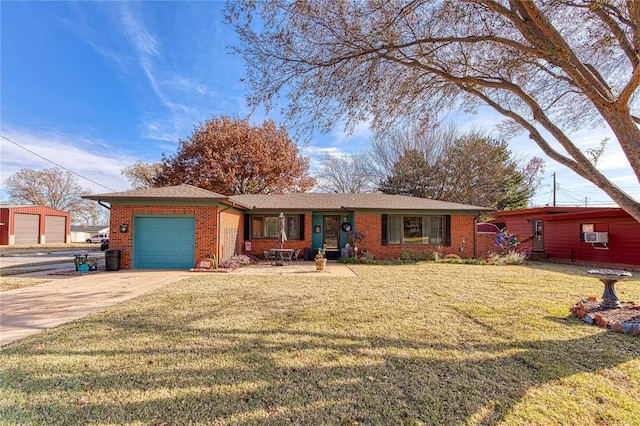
left=45, top=215, right=66, bottom=243
left=14, top=213, right=40, bottom=245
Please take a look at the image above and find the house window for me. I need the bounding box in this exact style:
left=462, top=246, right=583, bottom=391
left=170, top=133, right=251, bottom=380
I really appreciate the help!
left=387, top=215, right=444, bottom=245
left=581, top=224, right=594, bottom=233
left=250, top=215, right=300, bottom=239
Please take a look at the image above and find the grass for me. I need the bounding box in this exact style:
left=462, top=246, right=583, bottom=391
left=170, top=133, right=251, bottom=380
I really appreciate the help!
left=0, top=276, right=51, bottom=291
left=1, top=262, right=638, bottom=425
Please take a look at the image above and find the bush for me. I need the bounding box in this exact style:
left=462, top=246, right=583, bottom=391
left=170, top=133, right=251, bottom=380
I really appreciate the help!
left=400, top=248, right=437, bottom=261
left=219, top=255, right=252, bottom=269
left=487, top=250, right=527, bottom=265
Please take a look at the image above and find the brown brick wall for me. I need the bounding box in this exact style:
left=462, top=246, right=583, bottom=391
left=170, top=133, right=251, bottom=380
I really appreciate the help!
left=110, top=206, right=485, bottom=268
left=477, top=233, right=497, bottom=259
left=243, top=214, right=313, bottom=259
left=355, top=213, right=479, bottom=259
left=109, top=204, right=220, bottom=269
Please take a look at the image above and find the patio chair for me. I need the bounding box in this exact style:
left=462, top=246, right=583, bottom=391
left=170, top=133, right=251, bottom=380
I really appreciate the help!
left=281, top=250, right=294, bottom=262
left=264, top=250, right=276, bottom=262
left=292, top=248, right=302, bottom=261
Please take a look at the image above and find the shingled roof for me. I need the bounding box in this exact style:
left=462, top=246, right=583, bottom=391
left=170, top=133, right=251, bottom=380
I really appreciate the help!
left=231, top=193, right=491, bottom=212
left=83, top=184, right=236, bottom=203
left=85, top=185, right=491, bottom=212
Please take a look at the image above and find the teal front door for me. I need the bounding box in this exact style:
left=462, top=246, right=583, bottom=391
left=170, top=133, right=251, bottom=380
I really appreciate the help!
left=134, top=216, right=195, bottom=269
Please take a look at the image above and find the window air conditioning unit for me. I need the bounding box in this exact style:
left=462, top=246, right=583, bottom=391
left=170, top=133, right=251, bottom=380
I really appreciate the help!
left=583, top=232, right=608, bottom=243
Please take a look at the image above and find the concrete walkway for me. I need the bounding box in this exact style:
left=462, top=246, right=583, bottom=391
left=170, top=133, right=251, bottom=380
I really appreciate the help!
left=0, top=269, right=192, bottom=346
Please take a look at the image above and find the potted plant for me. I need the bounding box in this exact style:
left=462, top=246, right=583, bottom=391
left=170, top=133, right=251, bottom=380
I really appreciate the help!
left=345, top=230, right=365, bottom=258
left=315, top=247, right=327, bottom=270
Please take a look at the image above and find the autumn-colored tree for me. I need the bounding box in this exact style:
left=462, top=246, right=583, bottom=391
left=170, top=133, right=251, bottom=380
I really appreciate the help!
left=226, top=1, right=640, bottom=221
left=3, top=167, right=107, bottom=224
left=153, top=116, right=315, bottom=195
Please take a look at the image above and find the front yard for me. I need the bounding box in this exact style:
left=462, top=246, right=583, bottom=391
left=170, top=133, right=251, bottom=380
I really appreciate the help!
left=1, top=263, right=638, bottom=425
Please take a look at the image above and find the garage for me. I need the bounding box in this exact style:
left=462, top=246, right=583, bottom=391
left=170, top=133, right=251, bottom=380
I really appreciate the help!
left=45, top=215, right=67, bottom=243
left=133, top=216, right=195, bottom=269
left=14, top=213, right=40, bottom=245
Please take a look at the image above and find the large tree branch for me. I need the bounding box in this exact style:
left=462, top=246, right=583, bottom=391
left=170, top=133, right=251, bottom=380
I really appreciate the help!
left=464, top=85, right=637, bottom=212
left=619, top=62, right=640, bottom=104
left=499, top=0, right=616, bottom=103
left=590, top=2, right=638, bottom=68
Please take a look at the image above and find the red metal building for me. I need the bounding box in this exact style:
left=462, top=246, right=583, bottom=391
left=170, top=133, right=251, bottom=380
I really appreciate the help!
left=491, top=207, right=640, bottom=268
left=0, top=205, right=70, bottom=245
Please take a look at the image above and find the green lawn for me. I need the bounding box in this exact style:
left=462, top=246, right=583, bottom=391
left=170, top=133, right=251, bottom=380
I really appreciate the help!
left=1, top=263, right=638, bottom=425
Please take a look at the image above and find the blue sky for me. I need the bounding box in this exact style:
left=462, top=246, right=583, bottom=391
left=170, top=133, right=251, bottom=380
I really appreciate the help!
left=1, top=1, right=637, bottom=207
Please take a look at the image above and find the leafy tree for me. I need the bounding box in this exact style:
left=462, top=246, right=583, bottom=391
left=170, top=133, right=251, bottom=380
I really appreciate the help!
left=378, top=135, right=543, bottom=210
left=153, top=116, right=315, bottom=195
left=378, top=149, right=435, bottom=199
left=121, top=161, right=163, bottom=190
left=226, top=0, right=640, bottom=221
left=3, top=168, right=106, bottom=224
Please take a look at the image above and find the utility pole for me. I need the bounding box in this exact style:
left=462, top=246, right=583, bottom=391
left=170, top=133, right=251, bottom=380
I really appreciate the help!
left=552, top=172, right=556, bottom=207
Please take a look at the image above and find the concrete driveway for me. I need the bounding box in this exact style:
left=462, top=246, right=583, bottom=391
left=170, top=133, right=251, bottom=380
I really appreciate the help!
left=0, top=269, right=192, bottom=346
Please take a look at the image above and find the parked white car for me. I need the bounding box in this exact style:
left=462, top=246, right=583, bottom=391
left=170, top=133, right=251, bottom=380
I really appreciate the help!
left=86, top=233, right=110, bottom=243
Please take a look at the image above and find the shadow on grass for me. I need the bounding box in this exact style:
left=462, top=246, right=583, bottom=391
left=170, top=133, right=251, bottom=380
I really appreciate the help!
left=2, top=313, right=638, bottom=425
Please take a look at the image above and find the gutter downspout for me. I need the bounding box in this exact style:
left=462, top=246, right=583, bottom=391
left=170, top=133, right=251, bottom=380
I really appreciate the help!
left=217, top=202, right=236, bottom=260
left=98, top=200, right=110, bottom=210
left=473, top=212, right=481, bottom=259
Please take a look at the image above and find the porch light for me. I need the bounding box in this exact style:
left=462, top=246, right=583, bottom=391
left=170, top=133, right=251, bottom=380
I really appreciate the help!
left=120, top=223, right=129, bottom=233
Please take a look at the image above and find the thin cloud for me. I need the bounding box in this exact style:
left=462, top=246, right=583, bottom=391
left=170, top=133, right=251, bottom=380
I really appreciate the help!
left=1, top=128, right=134, bottom=193
left=119, top=2, right=158, bottom=57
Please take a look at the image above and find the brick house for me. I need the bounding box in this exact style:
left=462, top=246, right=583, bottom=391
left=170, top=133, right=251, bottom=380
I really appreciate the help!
left=85, top=185, right=492, bottom=269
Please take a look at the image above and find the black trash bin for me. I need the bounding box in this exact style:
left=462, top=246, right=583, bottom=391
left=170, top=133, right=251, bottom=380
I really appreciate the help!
left=105, top=249, right=121, bottom=271
left=303, top=247, right=316, bottom=261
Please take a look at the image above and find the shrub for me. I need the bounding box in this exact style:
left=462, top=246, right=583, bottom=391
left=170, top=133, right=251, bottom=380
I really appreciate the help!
left=400, top=248, right=436, bottom=261
left=487, top=250, right=527, bottom=265
left=219, top=255, right=252, bottom=269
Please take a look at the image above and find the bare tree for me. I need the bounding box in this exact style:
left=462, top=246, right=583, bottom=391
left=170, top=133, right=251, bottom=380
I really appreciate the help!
left=3, top=168, right=105, bottom=225
left=315, top=152, right=375, bottom=193
left=121, top=161, right=163, bottom=190
left=226, top=0, right=640, bottom=221
left=365, top=124, right=459, bottom=182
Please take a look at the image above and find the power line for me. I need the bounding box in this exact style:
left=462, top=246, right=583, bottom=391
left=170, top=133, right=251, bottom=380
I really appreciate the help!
left=1, top=134, right=116, bottom=192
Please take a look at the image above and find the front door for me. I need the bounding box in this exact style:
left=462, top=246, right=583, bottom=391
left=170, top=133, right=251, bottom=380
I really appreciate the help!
left=533, top=219, right=544, bottom=252
left=323, top=215, right=340, bottom=250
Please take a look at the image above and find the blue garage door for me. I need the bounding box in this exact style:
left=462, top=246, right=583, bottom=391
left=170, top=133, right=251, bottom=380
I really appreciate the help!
left=134, top=216, right=195, bottom=269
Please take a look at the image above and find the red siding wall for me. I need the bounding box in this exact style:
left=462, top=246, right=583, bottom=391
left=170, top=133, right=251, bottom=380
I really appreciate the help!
left=545, top=216, right=640, bottom=266
left=0, top=208, right=9, bottom=245
left=493, top=208, right=640, bottom=268
left=492, top=218, right=535, bottom=253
